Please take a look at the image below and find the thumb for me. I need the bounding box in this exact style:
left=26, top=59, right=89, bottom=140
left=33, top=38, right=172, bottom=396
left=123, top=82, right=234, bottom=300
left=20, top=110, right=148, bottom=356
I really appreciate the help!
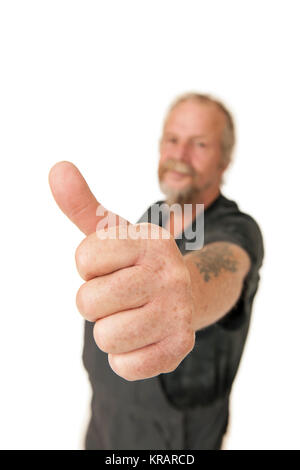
left=48, top=161, right=129, bottom=236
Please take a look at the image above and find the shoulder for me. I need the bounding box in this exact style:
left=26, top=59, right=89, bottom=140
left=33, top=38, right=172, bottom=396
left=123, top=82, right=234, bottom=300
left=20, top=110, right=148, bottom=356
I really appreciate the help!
left=205, top=194, right=264, bottom=270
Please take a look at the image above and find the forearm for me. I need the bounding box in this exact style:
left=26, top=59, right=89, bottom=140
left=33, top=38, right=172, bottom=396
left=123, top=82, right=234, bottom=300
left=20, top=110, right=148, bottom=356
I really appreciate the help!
left=184, top=242, right=251, bottom=331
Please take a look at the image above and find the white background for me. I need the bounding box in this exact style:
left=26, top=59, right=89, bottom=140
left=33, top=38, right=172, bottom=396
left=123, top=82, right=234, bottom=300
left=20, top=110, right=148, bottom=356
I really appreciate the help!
left=0, top=0, right=299, bottom=450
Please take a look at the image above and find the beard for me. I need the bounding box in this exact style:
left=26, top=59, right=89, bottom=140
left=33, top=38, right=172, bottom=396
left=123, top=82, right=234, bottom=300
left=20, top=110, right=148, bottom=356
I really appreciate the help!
left=159, top=180, right=200, bottom=206
left=158, top=159, right=201, bottom=206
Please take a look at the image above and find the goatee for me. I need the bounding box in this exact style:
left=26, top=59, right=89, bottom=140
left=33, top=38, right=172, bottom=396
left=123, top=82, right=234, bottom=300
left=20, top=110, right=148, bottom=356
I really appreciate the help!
left=159, top=180, right=199, bottom=207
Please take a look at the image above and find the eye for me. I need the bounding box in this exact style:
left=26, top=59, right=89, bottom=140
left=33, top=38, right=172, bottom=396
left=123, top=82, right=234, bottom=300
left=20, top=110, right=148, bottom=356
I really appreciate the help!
left=163, top=136, right=177, bottom=145
left=195, top=141, right=206, bottom=148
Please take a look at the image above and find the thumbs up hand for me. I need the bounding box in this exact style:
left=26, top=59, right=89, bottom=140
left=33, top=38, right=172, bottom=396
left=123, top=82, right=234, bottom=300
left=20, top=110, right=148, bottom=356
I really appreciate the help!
left=49, top=161, right=195, bottom=381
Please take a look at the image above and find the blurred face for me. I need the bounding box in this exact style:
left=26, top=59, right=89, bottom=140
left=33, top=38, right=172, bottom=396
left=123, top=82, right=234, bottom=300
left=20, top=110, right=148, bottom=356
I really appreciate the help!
left=158, top=100, right=227, bottom=204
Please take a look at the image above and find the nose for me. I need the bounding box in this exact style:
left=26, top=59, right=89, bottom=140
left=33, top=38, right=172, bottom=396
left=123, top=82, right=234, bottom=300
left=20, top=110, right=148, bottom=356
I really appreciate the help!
left=171, top=141, right=190, bottom=163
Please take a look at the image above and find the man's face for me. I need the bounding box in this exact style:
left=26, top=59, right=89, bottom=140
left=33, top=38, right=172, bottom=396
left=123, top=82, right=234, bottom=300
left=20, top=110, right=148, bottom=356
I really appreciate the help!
left=158, top=100, right=227, bottom=204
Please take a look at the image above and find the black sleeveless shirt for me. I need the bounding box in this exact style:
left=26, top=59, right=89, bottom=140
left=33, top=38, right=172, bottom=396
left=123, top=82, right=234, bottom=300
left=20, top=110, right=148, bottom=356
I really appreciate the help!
left=82, top=193, right=264, bottom=450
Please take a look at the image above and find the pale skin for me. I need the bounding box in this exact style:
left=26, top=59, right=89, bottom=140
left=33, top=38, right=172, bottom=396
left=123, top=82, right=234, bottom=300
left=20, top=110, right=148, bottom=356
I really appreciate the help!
left=49, top=99, right=250, bottom=381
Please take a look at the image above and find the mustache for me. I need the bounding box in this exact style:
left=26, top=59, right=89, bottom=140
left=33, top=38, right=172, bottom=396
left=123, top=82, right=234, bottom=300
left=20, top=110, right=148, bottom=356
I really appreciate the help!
left=160, top=160, right=195, bottom=176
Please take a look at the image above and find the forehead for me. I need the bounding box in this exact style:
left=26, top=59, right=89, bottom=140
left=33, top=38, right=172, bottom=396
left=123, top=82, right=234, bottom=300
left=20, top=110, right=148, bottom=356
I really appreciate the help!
left=163, top=100, right=225, bottom=138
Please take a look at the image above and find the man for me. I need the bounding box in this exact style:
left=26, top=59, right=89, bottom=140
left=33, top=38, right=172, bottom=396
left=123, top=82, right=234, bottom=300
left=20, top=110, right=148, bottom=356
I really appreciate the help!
left=49, top=93, right=264, bottom=450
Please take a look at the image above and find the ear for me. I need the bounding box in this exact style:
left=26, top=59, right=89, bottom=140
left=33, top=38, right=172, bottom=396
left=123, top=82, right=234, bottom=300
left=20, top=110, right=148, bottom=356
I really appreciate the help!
left=219, top=155, right=231, bottom=172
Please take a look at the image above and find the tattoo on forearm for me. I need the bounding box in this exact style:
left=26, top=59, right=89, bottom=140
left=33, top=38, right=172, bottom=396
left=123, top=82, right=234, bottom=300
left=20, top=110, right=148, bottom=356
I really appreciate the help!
left=194, top=244, right=238, bottom=282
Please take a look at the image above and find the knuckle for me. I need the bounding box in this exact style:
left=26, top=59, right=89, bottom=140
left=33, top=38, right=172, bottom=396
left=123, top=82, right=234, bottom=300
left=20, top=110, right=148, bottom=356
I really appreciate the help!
left=75, top=242, right=89, bottom=279
left=182, top=265, right=192, bottom=287
left=175, top=265, right=191, bottom=289
left=186, top=331, right=196, bottom=353
left=76, top=284, right=86, bottom=315
left=165, top=262, right=190, bottom=291
left=163, top=359, right=178, bottom=374
left=176, top=330, right=195, bottom=357
left=107, top=354, right=133, bottom=381
left=162, top=347, right=183, bottom=374
left=162, top=332, right=194, bottom=375
left=93, top=320, right=111, bottom=353
left=119, top=372, right=136, bottom=382
left=181, top=305, right=194, bottom=327
left=76, top=283, right=94, bottom=320
left=157, top=337, right=185, bottom=374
